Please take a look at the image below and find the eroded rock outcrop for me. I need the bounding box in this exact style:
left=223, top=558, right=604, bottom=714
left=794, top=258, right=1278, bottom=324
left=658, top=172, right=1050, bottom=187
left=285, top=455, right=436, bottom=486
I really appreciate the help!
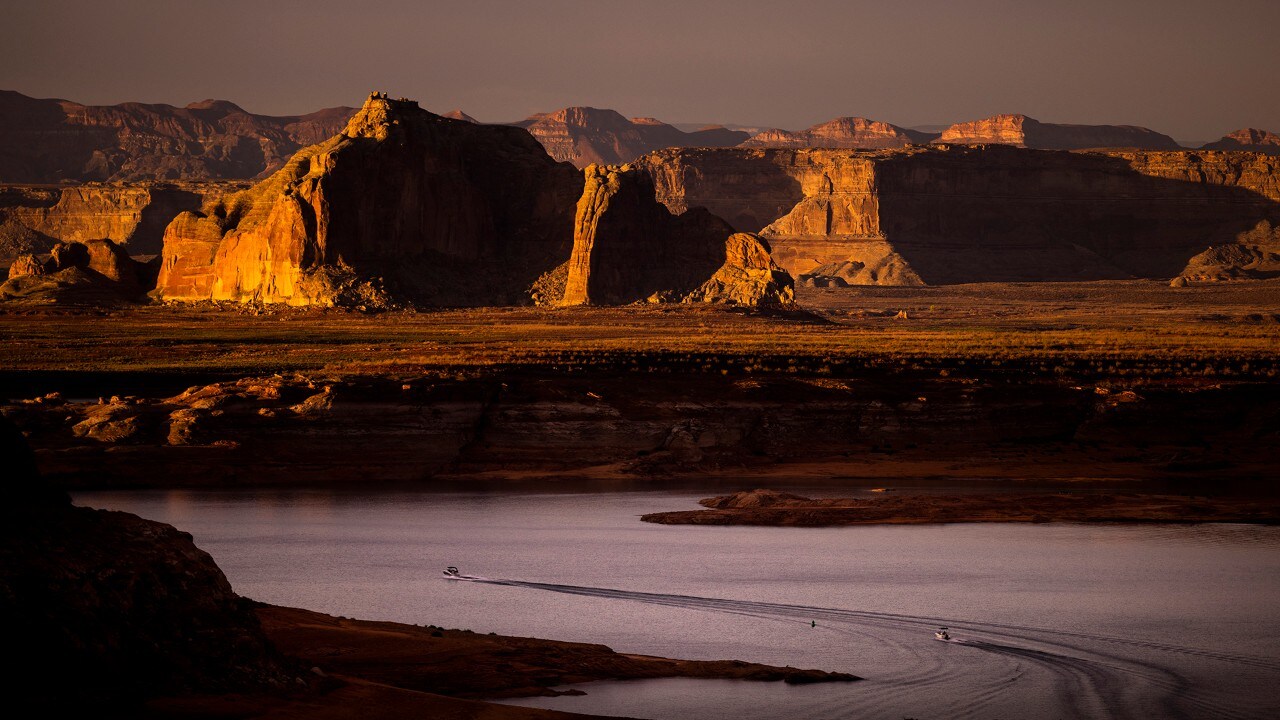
left=1202, top=128, right=1280, bottom=155
left=1174, top=220, right=1280, bottom=283
left=2, top=239, right=154, bottom=303
left=511, top=107, right=749, bottom=168
left=638, top=145, right=1280, bottom=284
left=933, top=114, right=1181, bottom=150
left=740, top=117, right=936, bottom=149
left=154, top=93, right=583, bottom=306
left=561, top=164, right=792, bottom=306
left=0, top=90, right=355, bottom=182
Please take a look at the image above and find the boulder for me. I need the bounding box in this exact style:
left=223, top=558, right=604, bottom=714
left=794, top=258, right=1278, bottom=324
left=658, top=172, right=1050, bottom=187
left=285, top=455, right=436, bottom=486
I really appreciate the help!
left=7, top=253, right=44, bottom=279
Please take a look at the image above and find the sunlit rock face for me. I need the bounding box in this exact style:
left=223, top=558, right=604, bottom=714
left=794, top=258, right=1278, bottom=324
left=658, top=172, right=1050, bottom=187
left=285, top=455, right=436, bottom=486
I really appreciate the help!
left=638, top=145, right=1280, bottom=285
left=740, top=117, right=936, bottom=149
left=512, top=106, right=749, bottom=168
left=932, top=114, right=1182, bottom=150
left=155, top=93, right=584, bottom=306
left=561, top=164, right=792, bottom=306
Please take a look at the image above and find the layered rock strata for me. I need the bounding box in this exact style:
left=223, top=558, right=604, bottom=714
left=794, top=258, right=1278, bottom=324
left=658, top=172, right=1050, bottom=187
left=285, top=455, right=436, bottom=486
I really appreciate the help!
left=0, top=90, right=355, bottom=182
left=638, top=146, right=1280, bottom=284
left=561, top=164, right=792, bottom=305
left=933, top=114, right=1181, bottom=150
left=511, top=107, right=749, bottom=167
left=0, top=181, right=235, bottom=259
left=740, top=117, right=936, bottom=149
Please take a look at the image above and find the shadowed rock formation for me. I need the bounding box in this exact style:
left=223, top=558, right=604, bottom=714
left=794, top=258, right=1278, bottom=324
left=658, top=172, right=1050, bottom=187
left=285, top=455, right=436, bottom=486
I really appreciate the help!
left=0, top=416, right=289, bottom=707
left=933, top=114, right=1181, bottom=150
left=155, top=93, right=583, bottom=306
left=0, top=90, right=355, bottom=182
left=511, top=107, right=749, bottom=168
left=1202, top=128, right=1280, bottom=155
left=639, top=145, right=1280, bottom=285
left=740, top=117, right=936, bottom=149
left=1174, top=219, right=1280, bottom=284
left=561, top=164, right=792, bottom=306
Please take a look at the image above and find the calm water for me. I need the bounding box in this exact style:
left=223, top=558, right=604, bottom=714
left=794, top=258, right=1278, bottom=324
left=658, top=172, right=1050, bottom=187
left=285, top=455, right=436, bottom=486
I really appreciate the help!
left=78, top=490, right=1280, bottom=719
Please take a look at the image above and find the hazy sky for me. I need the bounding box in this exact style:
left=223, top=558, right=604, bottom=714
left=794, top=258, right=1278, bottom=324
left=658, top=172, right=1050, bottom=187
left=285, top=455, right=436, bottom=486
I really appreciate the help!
left=3, top=0, right=1277, bottom=140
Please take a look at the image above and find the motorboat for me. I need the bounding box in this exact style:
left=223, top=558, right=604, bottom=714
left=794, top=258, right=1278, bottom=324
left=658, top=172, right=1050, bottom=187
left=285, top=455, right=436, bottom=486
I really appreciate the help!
left=442, top=566, right=462, bottom=579
left=934, top=627, right=951, bottom=641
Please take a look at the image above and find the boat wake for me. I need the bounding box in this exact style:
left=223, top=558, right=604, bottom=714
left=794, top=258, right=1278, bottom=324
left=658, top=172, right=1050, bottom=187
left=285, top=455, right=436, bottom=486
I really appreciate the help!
left=453, top=574, right=1277, bottom=719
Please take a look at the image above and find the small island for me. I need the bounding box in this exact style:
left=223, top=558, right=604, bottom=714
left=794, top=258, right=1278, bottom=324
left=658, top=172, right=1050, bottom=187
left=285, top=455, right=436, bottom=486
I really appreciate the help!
left=640, top=489, right=1280, bottom=527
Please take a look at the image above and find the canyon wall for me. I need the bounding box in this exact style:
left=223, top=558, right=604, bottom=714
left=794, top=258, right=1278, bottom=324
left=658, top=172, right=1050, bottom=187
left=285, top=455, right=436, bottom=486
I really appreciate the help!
left=0, top=182, right=236, bottom=260
left=638, top=146, right=1280, bottom=284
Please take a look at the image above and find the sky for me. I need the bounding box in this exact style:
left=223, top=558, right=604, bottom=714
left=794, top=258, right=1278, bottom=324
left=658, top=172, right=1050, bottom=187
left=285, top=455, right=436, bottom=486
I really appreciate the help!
left=2, top=0, right=1277, bottom=141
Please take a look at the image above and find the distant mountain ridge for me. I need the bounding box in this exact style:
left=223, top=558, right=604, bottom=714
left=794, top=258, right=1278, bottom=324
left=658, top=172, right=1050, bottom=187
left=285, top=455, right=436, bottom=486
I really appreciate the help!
left=741, top=117, right=937, bottom=149
left=505, top=106, right=749, bottom=168
left=1201, top=128, right=1280, bottom=155
left=932, top=113, right=1181, bottom=150
left=0, top=90, right=356, bottom=182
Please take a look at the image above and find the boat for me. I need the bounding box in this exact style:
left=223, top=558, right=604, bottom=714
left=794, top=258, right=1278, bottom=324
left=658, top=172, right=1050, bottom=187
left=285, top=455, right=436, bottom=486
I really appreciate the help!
left=442, top=566, right=462, bottom=579
left=934, top=627, right=951, bottom=641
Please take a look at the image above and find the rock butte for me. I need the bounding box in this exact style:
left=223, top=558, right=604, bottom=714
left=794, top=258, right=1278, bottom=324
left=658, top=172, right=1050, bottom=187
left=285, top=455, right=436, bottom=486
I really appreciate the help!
left=932, top=113, right=1182, bottom=150
left=152, top=93, right=790, bottom=308
left=636, top=145, right=1280, bottom=286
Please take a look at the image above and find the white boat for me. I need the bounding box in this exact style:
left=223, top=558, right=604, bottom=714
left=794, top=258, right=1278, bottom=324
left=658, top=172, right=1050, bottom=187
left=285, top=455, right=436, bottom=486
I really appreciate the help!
left=442, top=566, right=462, bottom=579
left=934, top=627, right=951, bottom=641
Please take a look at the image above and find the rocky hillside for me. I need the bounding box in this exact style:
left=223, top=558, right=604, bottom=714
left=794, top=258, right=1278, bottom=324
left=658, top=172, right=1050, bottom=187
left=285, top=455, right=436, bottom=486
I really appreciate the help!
left=1202, top=128, right=1280, bottom=155
left=638, top=145, right=1280, bottom=285
left=0, top=417, right=290, bottom=707
left=740, top=117, right=936, bottom=149
left=0, top=90, right=355, bottom=182
left=933, top=114, right=1181, bottom=150
left=510, top=107, right=748, bottom=167
left=152, top=93, right=790, bottom=308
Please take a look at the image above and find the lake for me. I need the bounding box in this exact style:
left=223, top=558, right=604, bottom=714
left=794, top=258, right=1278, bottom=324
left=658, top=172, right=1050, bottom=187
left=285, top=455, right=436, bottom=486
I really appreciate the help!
left=77, top=489, right=1280, bottom=719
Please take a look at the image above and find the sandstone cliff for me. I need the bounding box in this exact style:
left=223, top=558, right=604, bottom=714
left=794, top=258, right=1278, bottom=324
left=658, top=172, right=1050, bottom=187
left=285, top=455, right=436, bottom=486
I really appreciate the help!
left=561, top=164, right=792, bottom=305
left=1202, top=128, right=1280, bottom=155
left=0, top=181, right=236, bottom=259
left=154, top=93, right=584, bottom=306
left=740, top=117, right=936, bottom=149
left=0, top=90, right=355, bottom=182
left=933, top=114, right=1181, bottom=150
left=511, top=107, right=749, bottom=168
left=638, top=146, right=1280, bottom=284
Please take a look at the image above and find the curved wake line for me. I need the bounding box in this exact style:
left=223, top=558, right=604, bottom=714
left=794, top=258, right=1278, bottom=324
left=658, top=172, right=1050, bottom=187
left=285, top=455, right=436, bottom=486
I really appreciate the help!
left=450, top=574, right=1272, bottom=720
left=457, top=575, right=1279, bottom=673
